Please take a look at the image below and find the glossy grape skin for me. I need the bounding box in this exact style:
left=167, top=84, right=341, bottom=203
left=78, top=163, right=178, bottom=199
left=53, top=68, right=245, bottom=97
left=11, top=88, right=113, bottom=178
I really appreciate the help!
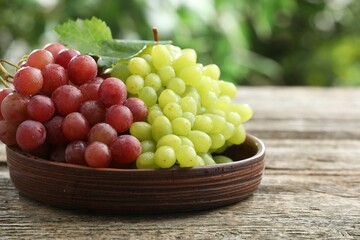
left=41, top=63, right=68, bottom=95
left=79, top=82, right=101, bottom=101
left=110, top=135, right=141, bottom=165
left=0, top=88, right=13, bottom=119
left=88, top=123, right=117, bottom=146
left=106, top=104, right=133, bottom=133
left=124, top=97, right=148, bottom=122
left=13, top=66, right=43, bottom=96
left=51, top=85, right=84, bottom=116
left=44, top=116, right=69, bottom=146
left=1, top=93, right=29, bottom=123
left=67, top=54, right=97, bottom=85
left=16, top=120, right=46, bottom=151
left=27, top=95, right=55, bottom=122
left=55, top=49, right=80, bottom=69
left=43, top=42, right=66, bottom=58
left=84, top=141, right=112, bottom=168
left=98, top=77, right=127, bottom=107
left=62, top=112, right=90, bottom=141
left=26, top=49, right=54, bottom=70
left=79, top=100, right=106, bottom=126
left=65, top=141, right=87, bottom=166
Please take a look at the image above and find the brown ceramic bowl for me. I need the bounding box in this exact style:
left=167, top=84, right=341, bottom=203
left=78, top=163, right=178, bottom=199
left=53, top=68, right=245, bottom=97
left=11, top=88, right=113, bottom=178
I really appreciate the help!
left=6, top=134, right=265, bottom=214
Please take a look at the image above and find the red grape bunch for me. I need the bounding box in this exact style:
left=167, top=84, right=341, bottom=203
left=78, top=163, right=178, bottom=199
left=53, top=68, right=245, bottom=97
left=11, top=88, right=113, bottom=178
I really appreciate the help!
left=0, top=43, right=145, bottom=168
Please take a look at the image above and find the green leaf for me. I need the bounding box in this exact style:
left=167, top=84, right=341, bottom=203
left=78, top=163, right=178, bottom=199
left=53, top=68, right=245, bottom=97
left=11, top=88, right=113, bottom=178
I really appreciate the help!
left=54, top=17, right=112, bottom=55
left=54, top=17, right=171, bottom=69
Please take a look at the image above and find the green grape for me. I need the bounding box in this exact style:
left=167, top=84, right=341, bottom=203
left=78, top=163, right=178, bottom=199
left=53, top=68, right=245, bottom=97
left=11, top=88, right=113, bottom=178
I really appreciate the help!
left=166, top=44, right=181, bottom=59
left=156, top=134, right=182, bottom=149
left=231, top=103, right=253, bottom=123
left=206, top=108, right=226, bottom=117
left=214, top=96, right=231, bottom=114
left=213, top=144, right=227, bottom=153
left=221, top=122, right=235, bottom=140
left=188, top=130, right=212, bottom=153
left=201, top=91, right=217, bottom=109
left=179, top=96, right=197, bottom=115
left=125, top=75, right=144, bottom=94
left=213, top=155, right=233, bottom=164
left=136, top=152, right=158, bottom=169
left=197, top=76, right=213, bottom=95
left=199, top=152, right=216, bottom=165
left=163, top=102, right=183, bottom=120
left=141, top=54, right=155, bottom=72
left=228, top=124, right=246, bottom=145
left=147, top=109, right=164, bottom=124
left=227, top=111, right=242, bottom=127
left=152, top=115, right=172, bottom=141
left=139, top=45, right=153, bottom=56
left=111, top=63, right=131, bottom=81
left=179, top=65, right=202, bottom=87
left=130, top=121, right=153, bottom=141
left=176, top=145, right=197, bottom=168
left=195, top=155, right=205, bottom=166
left=128, top=57, right=151, bottom=77
left=152, top=44, right=172, bottom=69
left=157, top=66, right=175, bottom=86
left=209, top=133, right=225, bottom=150
left=154, top=146, right=176, bottom=168
left=171, top=117, right=191, bottom=136
left=144, top=73, right=162, bottom=91
left=192, top=115, right=213, bottom=133
left=182, top=111, right=195, bottom=126
left=158, top=89, right=179, bottom=108
left=218, top=80, right=237, bottom=98
left=166, top=77, right=186, bottom=95
left=203, top=64, right=221, bottom=80
left=141, top=140, right=156, bottom=153
left=206, top=114, right=226, bottom=134
left=179, top=136, right=194, bottom=147
left=138, top=86, right=157, bottom=108
left=172, top=48, right=197, bottom=73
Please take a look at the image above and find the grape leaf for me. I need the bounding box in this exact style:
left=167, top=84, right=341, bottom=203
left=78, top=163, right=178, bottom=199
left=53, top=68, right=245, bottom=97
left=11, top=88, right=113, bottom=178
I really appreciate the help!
left=54, top=17, right=171, bottom=69
left=54, top=17, right=112, bottom=55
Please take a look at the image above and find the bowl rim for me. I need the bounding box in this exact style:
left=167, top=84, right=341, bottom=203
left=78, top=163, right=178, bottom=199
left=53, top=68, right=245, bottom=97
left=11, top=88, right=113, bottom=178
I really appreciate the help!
left=6, top=134, right=265, bottom=173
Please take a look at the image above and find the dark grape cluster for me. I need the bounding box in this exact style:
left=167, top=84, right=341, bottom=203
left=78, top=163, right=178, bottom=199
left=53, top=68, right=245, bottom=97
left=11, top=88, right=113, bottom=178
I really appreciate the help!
left=0, top=43, right=145, bottom=168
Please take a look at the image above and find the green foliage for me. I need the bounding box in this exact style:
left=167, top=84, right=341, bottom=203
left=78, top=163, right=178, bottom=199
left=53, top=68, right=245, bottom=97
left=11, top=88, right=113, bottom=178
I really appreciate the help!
left=0, top=0, right=359, bottom=86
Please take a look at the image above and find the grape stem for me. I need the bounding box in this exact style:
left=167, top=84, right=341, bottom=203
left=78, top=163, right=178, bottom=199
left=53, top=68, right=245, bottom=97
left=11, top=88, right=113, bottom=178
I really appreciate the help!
left=153, top=27, right=159, bottom=43
left=0, top=60, right=17, bottom=88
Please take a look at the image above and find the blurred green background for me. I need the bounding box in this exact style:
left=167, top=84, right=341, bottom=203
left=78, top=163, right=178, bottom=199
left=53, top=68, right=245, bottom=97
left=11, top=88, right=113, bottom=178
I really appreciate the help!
left=1, top=0, right=360, bottom=86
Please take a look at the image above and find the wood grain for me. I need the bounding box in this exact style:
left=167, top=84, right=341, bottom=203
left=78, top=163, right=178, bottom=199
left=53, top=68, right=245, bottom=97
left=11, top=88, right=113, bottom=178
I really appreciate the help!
left=1, top=87, right=359, bottom=239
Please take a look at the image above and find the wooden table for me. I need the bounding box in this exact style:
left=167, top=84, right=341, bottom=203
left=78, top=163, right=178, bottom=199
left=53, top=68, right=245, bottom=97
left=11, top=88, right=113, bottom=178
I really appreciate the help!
left=1, top=87, right=359, bottom=239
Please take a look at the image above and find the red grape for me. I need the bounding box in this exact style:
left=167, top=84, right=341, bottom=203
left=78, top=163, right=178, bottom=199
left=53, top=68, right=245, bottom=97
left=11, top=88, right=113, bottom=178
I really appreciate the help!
left=26, top=49, right=54, bottom=70
left=49, top=146, right=66, bottom=163
left=45, top=116, right=69, bottom=146
left=1, top=93, right=29, bottom=123
left=124, top=97, right=148, bottom=122
left=51, top=85, right=84, bottom=116
left=41, top=63, right=68, bottom=95
left=27, top=95, right=55, bottom=122
left=13, top=66, right=43, bottom=96
left=67, top=55, right=97, bottom=85
left=43, top=42, right=66, bottom=58
left=88, top=123, right=117, bottom=146
left=79, top=82, right=101, bottom=101
left=0, top=88, right=13, bottom=119
left=16, top=120, right=46, bottom=150
left=79, top=100, right=106, bottom=126
left=0, top=120, right=18, bottom=146
left=62, top=112, right=90, bottom=141
left=84, top=141, right=112, bottom=168
left=106, top=104, right=133, bottom=133
left=110, top=135, right=141, bottom=164
left=65, top=141, right=87, bottom=166
left=55, top=49, right=80, bottom=69
left=98, top=77, right=127, bottom=107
